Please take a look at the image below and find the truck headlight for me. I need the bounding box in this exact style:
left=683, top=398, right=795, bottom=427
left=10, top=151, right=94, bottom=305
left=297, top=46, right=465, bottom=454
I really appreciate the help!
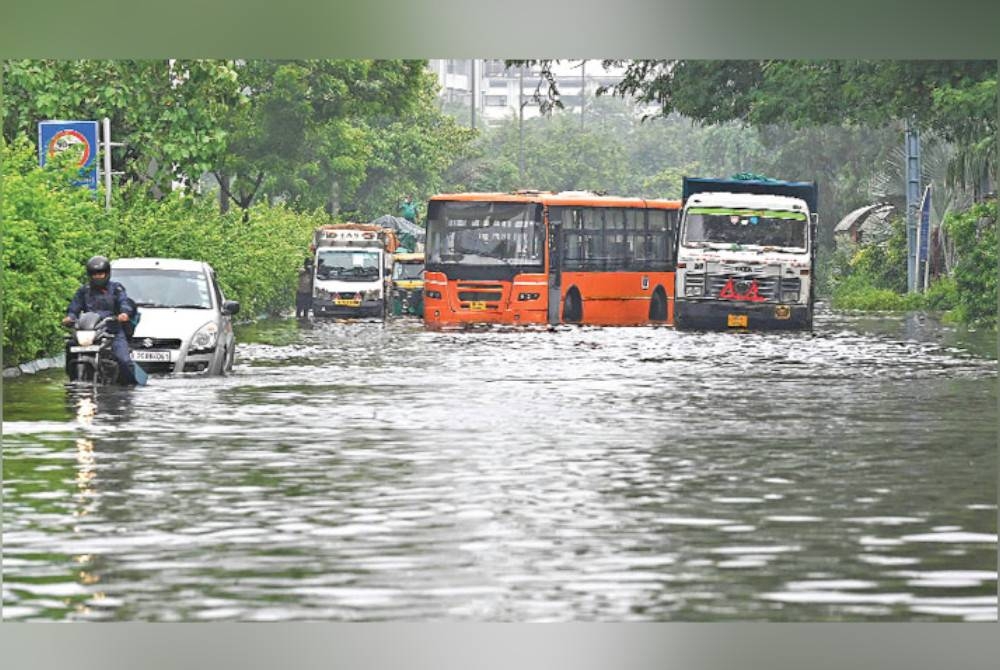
left=685, top=284, right=703, bottom=297
left=784, top=291, right=800, bottom=302
left=191, top=322, right=219, bottom=351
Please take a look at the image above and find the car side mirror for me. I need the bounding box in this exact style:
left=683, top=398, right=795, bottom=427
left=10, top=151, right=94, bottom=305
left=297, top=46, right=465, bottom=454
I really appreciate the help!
left=223, top=300, right=240, bottom=315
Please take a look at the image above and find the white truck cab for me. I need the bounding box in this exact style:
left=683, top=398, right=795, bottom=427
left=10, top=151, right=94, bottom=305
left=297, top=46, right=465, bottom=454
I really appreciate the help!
left=311, top=225, right=395, bottom=319
left=676, top=177, right=817, bottom=330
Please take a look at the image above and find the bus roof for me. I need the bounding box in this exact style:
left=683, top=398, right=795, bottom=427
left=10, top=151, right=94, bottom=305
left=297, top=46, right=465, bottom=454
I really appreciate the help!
left=429, top=191, right=681, bottom=209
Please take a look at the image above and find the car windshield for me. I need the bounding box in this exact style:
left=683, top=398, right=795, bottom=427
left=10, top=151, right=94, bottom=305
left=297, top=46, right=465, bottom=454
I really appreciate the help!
left=114, top=268, right=213, bottom=309
left=316, top=250, right=380, bottom=281
left=426, top=201, right=544, bottom=267
left=683, top=207, right=807, bottom=250
left=393, top=262, right=424, bottom=280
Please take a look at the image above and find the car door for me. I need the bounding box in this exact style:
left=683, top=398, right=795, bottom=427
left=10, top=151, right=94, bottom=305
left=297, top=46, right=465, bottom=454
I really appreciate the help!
left=208, top=266, right=235, bottom=370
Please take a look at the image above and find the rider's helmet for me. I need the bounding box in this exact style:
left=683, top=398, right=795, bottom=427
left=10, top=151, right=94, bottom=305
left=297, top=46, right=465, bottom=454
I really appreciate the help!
left=86, top=255, right=111, bottom=289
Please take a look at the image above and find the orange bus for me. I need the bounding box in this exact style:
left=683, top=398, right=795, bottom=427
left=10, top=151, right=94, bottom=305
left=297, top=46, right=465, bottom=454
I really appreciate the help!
left=423, top=191, right=681, bottom=328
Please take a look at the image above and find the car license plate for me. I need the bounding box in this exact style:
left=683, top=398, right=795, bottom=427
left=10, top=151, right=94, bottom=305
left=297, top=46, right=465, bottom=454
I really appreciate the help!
left=334, top=298, right=361, bottom=307
left=727, top=314, right=748, bottom=328
left=469, top=301, right=487, bottom=311
left=131, top=350, right=171, bottom=362
left=69, top=345, right=100, bottom=353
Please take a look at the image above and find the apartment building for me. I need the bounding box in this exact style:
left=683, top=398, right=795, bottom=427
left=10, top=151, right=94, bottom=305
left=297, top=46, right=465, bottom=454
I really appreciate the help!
left=428, top=59, right=627, bottom=124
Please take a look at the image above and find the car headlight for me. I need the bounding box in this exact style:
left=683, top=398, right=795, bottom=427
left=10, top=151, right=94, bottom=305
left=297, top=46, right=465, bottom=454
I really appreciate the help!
left=685, top=284, right=704, bottom=297
left=76, top=330, right=96, bottom=346
left=191, top=322, right=219, bottom=351
left=784, top=291, right=800, bottom=302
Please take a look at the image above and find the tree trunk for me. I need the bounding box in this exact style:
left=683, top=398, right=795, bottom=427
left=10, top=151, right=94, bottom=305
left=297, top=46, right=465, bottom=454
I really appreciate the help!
left=217, top=172, right=230, bottom=215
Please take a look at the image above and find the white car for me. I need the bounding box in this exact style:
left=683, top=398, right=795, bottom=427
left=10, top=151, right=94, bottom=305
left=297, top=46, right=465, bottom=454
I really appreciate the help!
left=111, top=258, right=240, bottom=375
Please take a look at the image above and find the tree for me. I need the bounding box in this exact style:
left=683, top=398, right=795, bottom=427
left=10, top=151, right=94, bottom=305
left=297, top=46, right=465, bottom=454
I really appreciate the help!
left=511, top=59, right=997, bottom=195
left=3, top=60, right=241, bottom=197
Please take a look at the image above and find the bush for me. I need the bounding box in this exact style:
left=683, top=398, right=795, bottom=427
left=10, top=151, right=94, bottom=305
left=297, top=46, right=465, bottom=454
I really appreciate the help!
left=2, top=139, right=115, bottom=364
left=830, top=273, right=924, bottom=311
left=943, top=201, right=997, bottom=328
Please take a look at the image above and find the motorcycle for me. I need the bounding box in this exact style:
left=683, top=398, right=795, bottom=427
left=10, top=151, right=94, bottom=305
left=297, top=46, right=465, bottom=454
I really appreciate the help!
left=64, top=312, right=147, bottom=385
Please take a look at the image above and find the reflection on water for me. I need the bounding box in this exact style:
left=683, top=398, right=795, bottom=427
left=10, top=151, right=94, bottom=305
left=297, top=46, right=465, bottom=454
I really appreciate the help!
left=2, top=310, right=996, bottom=621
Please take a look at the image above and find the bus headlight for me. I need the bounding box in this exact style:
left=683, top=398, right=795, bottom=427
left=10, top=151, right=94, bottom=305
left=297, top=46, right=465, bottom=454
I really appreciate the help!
left=685, top=284, right=704, bottom=297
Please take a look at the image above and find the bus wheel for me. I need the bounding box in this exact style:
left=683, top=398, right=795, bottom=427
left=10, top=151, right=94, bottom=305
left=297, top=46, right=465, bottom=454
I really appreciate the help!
left=563, top=288, right=582, bottom=323
left=649, top=287, right=667, bottom=322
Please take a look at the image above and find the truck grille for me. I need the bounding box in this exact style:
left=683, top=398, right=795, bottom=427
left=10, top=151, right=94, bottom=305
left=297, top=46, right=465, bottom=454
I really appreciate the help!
left=704, top=274, right=801, bottom=302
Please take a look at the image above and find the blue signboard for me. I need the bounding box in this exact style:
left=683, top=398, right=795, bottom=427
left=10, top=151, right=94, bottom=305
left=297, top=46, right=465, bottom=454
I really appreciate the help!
left=918, top=185, right=931, bottom=262
left=38, top=120, right=100, bottom=190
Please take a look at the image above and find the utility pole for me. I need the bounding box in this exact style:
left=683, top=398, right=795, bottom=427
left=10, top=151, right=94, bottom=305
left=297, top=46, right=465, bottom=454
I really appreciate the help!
left=580, top=60, right=585, bottom=129
left=519, top=64, right=525, bottom=182
left=470, top=59, right=476, bottom=130
left=905, top=117, right=921, bottom=293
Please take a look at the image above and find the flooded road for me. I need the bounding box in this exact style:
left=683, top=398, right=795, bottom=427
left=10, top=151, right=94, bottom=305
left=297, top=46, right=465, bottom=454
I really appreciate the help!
left=3, top=309, right=997, bottom=621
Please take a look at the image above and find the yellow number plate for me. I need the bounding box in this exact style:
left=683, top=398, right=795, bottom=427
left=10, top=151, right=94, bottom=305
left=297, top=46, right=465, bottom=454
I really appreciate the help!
left=334, top=298, right=361, bottom=307
left=727, top=314, right=748, bottom=328
left=468, top=301, right=487, bottom=311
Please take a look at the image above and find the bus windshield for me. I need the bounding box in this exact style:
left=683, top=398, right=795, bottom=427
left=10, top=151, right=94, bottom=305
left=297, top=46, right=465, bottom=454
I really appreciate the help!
left=683, top=208, right=807, bottom=250
left=426, top=201, right=544, bottom=269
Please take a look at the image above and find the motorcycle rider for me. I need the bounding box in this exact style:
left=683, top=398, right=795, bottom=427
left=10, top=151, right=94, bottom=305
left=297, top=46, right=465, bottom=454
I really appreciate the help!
left=62, top=255, right=138, bottom=385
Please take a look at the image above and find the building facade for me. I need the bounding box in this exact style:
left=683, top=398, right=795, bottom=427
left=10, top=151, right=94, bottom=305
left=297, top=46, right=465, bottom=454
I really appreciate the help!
left=428, top=59, right=627, bottom=125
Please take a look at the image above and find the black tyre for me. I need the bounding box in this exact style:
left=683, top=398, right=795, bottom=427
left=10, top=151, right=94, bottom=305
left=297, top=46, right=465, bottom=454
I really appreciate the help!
left=562, top=289, right=582, bottom=323
left=649, top=288, right=667, bottom=322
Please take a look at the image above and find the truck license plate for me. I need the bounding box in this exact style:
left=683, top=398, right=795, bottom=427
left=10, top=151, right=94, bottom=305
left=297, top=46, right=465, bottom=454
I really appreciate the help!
left=727, top=314, right=748, bottom=328
left=334, top=298, right=361, bottom=307
left=469, top=301, right=487, bottom=311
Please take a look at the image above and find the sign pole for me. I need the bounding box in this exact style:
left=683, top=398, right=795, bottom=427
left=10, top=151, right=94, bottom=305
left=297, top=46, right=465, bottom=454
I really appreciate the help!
left=103, top=117, right=112, bottom=210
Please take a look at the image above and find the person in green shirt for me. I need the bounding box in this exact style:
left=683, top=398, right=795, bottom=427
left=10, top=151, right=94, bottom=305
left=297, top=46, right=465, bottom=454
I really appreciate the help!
left=399, top=195, right=419, bottom=225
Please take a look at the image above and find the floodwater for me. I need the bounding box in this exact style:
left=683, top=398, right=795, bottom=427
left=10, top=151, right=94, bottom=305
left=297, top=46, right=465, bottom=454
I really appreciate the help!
left=2, top=308, right=996, bottom=621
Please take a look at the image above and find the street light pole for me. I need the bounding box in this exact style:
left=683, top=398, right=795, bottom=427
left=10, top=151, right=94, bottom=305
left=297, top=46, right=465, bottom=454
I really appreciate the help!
left=519, top=64, right=525, bottom=182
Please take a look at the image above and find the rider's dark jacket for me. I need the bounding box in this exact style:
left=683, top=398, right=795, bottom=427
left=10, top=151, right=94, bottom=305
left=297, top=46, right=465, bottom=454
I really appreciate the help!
left=67, top=281, right=136, bottom=334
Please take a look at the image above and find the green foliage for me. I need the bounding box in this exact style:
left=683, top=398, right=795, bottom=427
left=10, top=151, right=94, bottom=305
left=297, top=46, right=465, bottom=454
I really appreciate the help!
left=942, top=201, right=998, bottom=327
left=830, top=274, right=924, bottom=312
left=521, top=60, right=996, bottom=193
left=2, top=139, right=114, bottom=363
left=3, top=60, right=242, bottom=195
left=2, top=139, right=328, bottom=367
left=828, top=216, right=918, bottom=310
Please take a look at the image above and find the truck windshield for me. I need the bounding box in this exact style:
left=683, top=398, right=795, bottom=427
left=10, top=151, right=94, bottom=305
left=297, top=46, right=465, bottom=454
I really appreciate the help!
left=114, top=268, right=213, bottom=309
left=316, top=250, right=380, bottom=281
left=426, top=201, right=544, bottom=268
left=683, top=208, right=807, bottom=250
